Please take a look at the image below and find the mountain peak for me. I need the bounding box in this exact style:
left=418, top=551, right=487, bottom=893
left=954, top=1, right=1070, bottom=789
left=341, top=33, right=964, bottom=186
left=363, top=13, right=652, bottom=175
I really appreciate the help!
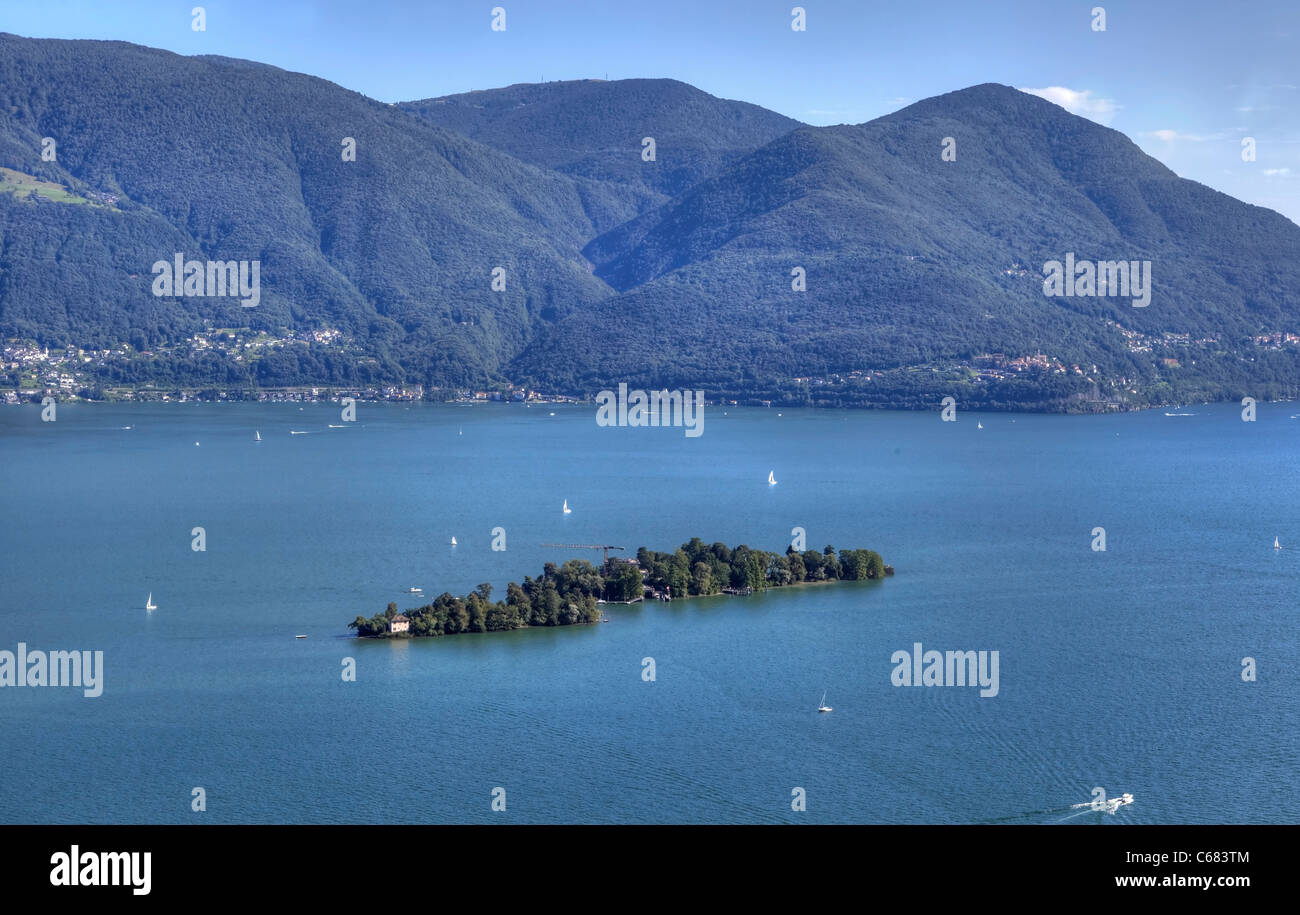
left=892, top=82, right=1077, bottom=121
left=2, top=36, right=1297, bottom=409
left=400, top=77, right=802, bottom=201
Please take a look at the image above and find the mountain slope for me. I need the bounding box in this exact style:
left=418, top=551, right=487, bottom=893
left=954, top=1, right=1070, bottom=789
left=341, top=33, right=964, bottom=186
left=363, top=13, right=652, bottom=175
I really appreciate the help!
left=2, top=42, right=1297, bottom=409
left=512, top=84, right=1300, bottom=406
left=400, top=79, right=803, bottom=214
left=0, top=34, right=613, bottom=386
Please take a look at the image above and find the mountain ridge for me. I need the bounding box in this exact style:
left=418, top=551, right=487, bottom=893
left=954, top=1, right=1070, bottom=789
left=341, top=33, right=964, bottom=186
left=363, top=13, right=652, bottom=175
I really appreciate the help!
left=511, top=82, right=1300, bottom=406
left=0, top=36, right=1296, bottom=410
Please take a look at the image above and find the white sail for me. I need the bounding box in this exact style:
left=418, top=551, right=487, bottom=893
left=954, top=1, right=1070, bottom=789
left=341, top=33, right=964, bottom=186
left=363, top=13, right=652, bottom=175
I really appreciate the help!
left=1275, top=537, right=1281, bottom=550
left=451, top=536, right=457, bottom=546
left=255, top=430, right=261, bottom=441
left=146, top=592, right=156, bottom=611
left=563, top=499, right=571, bottom=514
left=768, top=470, right=776, bottom=485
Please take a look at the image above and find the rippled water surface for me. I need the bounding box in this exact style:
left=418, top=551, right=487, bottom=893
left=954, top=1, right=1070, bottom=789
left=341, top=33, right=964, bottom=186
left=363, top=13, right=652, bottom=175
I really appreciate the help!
left=1, top=401, right=1296, bottom=823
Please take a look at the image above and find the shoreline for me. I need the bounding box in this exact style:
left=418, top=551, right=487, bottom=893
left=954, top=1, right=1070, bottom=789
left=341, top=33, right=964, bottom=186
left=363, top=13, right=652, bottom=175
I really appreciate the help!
left=4, top=392, right=1292, bottom=416
left=349, top=544, right=894, bottom=640
left=358, top=574, right=882, bottom=639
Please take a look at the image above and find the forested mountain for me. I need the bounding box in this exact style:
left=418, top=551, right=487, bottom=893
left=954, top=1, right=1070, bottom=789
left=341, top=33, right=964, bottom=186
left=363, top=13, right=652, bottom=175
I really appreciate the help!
left=512, top=84, right=1300, bottom=406
left=2, top=36, right=1297, bottom=408
left=0, top=34, right=613, bottom=386
left=400, top=79, right=803, bottom=212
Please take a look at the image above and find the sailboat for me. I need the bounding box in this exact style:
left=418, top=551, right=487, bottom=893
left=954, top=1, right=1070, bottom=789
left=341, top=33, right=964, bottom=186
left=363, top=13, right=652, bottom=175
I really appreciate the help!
left=1275, top=536, right=1281, bottom=550
left=562, top=499, right=571, bottom=514
left=977, top=421, right=983, bottom=430
left=145, top=592, right=157, bottom=611
left=768, top=470, right=777, bottom=486
left=255, top=430, right=261, bottom=442
left=817, top=690, right=832, bottom=713
left=451, top=536, right=458, bottom=546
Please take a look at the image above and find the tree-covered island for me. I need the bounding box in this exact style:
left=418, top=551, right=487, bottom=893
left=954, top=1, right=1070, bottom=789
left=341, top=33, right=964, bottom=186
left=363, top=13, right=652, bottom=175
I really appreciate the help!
left=349, top=539, right=893, bottom=638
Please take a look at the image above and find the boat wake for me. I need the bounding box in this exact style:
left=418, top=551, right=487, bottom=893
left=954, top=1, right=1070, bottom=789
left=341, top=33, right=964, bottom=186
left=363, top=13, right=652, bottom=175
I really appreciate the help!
left=973, top=806, right=1073, bottom=824
left=1065, top=793, right=1134, bottom=818
left=974, top=793, right=1134, bottom=824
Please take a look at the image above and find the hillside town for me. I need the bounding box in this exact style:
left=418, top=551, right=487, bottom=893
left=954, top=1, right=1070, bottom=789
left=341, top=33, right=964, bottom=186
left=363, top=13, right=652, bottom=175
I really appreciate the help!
left=3, top=316, right=1297, bottom=409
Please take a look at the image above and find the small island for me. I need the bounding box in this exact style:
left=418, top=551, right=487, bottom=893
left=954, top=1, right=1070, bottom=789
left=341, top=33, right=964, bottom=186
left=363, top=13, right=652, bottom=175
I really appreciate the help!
left=349, top=539, right=893, bottom=638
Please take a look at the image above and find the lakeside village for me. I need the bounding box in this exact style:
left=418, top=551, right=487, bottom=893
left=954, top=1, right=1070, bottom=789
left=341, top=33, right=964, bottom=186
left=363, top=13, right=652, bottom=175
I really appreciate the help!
left=4, top=321, right=1298, bottom=408
left=350, top=539, right=894, bottom=639
left=0, top=327, right=577, bottom=406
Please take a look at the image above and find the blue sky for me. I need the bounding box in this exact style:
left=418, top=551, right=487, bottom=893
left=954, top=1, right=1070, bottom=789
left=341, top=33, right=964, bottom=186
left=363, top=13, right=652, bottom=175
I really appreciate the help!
left=4, top=0, right=1298, bottom=222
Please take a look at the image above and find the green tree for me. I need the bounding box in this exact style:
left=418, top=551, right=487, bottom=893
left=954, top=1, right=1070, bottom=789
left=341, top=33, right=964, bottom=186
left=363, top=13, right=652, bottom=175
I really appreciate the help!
left=466, top=593, right=488, bottom=632
left=691, top=560, right=714, bottom=596
left=557, top=559, right=603, bottom=599
left=766, top=554, right=793, bottom=586
left=610, top=562, right=644, bottom=601
left=505, top=581, right=531, bottom=626
left=821, top=546, right=841, bottom=580
left=667, top=549, right=691, bottom=598
left=536, top=583, right=562, bottom=625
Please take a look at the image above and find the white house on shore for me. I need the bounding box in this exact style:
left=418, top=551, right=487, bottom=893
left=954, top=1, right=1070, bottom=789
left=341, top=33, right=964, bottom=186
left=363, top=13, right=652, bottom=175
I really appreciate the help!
left=389, top=614, right=410, bottom=634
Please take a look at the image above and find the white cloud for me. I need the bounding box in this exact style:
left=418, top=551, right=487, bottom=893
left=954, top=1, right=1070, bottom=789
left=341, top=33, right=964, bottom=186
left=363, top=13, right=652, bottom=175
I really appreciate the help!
left=1019, top=87, right=1119, bottom=125
left=1141, top=129, right=1235, bottom=143
left=1263, top=168, right=1292, bottom=177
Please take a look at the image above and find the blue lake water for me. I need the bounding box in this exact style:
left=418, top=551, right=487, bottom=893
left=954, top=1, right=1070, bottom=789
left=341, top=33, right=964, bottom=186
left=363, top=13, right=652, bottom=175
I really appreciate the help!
left=0, top=401, right=1296, bottom=823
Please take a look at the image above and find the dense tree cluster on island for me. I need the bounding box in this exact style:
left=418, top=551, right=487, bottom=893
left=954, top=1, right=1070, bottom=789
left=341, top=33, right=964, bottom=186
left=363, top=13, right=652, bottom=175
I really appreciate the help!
left=348, top=539, right=892, bottom=638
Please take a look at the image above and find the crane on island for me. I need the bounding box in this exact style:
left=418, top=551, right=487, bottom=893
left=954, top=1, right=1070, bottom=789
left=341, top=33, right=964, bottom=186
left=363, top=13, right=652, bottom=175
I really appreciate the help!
left=541, top=543, right=627, bottom=565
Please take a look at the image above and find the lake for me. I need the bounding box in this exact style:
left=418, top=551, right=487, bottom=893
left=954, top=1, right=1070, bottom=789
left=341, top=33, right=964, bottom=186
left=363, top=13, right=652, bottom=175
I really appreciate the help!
left=0, top=400, right=1296, bottom=823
